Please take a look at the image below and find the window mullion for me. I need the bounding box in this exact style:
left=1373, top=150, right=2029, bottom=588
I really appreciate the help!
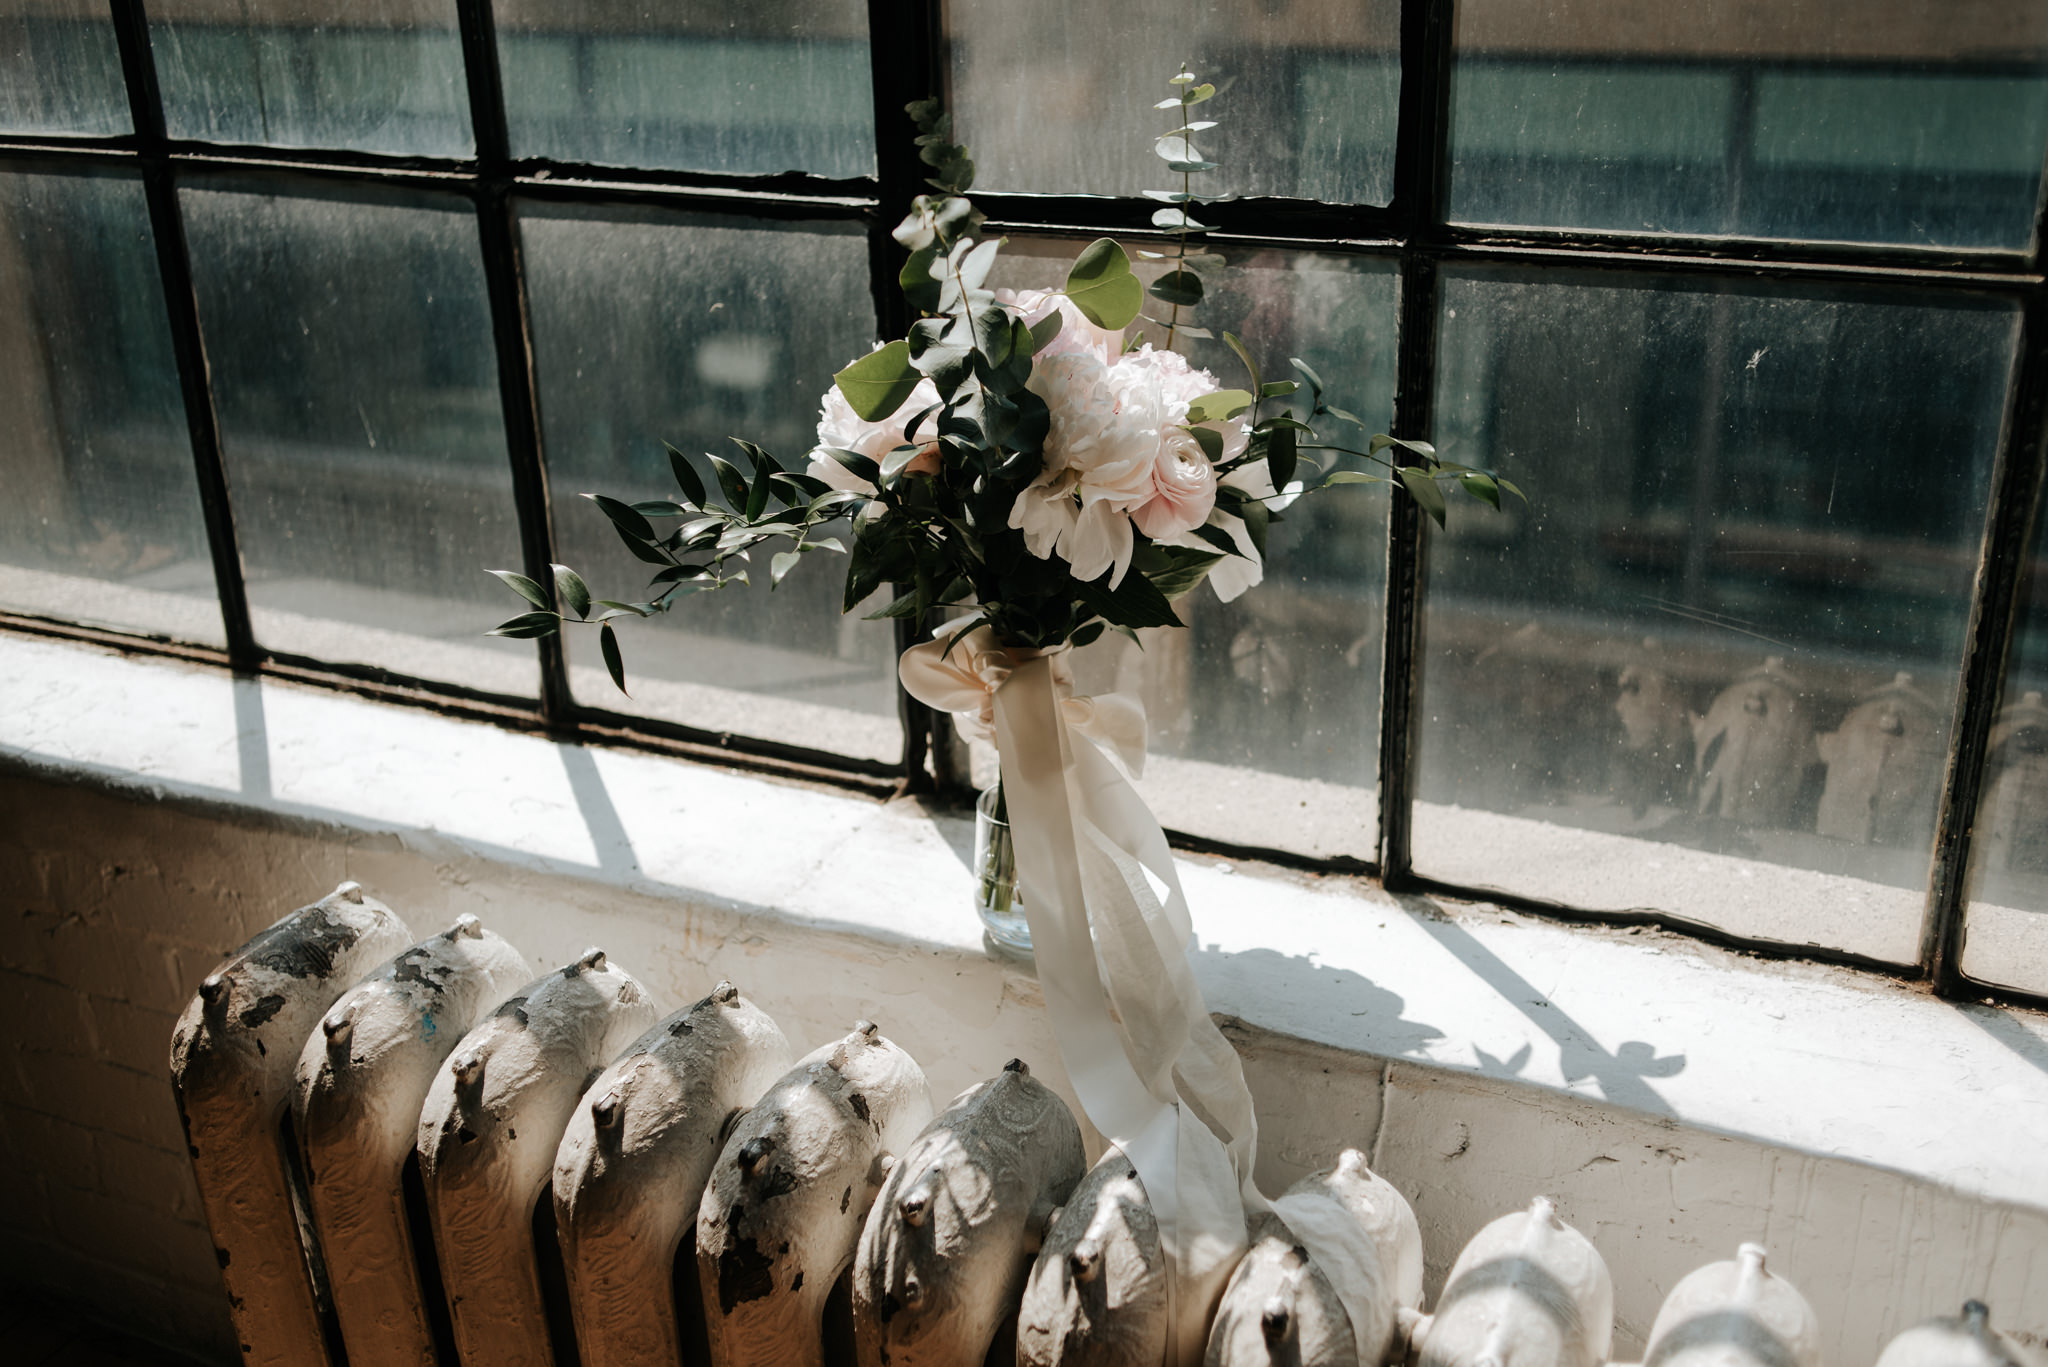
left=106, top=0, right=256, bottom=665
left=454, top=0, right=570, bottom=722
left=1380, top=0, right=1456, bottom=880
left=867, top=0, right=947, bottom=792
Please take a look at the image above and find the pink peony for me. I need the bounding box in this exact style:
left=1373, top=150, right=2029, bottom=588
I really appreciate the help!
left=806, top=356, right=943, bottom=493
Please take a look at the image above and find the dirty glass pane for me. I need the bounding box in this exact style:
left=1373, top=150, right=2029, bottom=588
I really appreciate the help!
left=0, top=171, right=220, bottom=645
left=1413, top=269, right=2018, bottom=964
left=149, top=0, right=471, bottom=156
left=518, top=202, right=898, bottom=763
left=1963, top=491, right=2048, bottom=997
left=980, top=238, right=1396, bottom=861
left=1451, top=0, right=2048, bottom=249
left=945, top=0, right=1400, bottom=205
left=183, top=183, right=531, bottom=695
left=1, top=0, right=129, bottom=135
left=494, top=0, right=873, bottom=177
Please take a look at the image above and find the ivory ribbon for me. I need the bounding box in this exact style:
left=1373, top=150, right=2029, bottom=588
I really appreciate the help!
left=900, top=625, right=1387, bottom=1367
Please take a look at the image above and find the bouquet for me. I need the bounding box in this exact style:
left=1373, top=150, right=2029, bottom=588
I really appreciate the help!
left=488, top=76, right=1512, bottom=689
left=490, top=73, right=1515, bottom=1364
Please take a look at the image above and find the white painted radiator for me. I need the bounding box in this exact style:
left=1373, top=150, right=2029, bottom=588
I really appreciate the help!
left=173, top=889, right=2044, bottom=1367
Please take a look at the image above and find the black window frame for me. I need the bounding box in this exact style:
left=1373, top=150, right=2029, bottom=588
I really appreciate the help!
left=0, top=0, right=2042, bottom=1008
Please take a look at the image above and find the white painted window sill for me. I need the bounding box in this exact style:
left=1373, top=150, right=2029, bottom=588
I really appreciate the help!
left=3, top=630, right=2044, bottom=1217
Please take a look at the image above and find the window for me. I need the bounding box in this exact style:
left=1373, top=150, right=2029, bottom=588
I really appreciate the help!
left=2, top=0, right=2044, bottom=1004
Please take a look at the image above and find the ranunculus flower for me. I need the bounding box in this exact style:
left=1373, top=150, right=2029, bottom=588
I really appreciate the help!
left=1132, top=441, right=1217, bottom=540
left=806, top=356, right=943, bottom=494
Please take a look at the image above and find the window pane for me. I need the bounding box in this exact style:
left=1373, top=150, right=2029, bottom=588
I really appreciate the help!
left=519, top=202, right=898, bottom=763
left=985, top=239, right=1396, bottom=860
left=1963, top=489, right=2048, bottom=996
left=1414, top=271, right=2017, bottom=963
left=945, top=0, right=1400, bottom=205
left=0, top=170, right=220, bottom=644
left=149, top=0, right=471, bottom=156
left=0, top=0, right=128, bottom=135
left=183, top=183, right=532, bottom=695
left=494, top=1, right=873, bottom=177
left=1451, top=0, right=2048, bottom=249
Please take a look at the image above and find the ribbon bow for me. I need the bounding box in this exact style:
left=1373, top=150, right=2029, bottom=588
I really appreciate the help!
left=898, top=624, right=1149, bottom=779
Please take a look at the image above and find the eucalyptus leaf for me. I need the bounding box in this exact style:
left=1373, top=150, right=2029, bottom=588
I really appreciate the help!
left=834, top=339, right=920, bottom=421
left=1149, top=269, right=1205, bottom=307
left=488, top=569, right=550, bottom=611
left=1065, top=238, right=1143, bottom=330
left=900, top=245, right=942, bottom=314
left=1324, top=471, right=1387, bottom=485
left=1149, top=207, right=1213, bottom=231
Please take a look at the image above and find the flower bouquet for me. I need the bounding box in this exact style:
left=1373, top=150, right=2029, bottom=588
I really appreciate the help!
left=491, top=74, right=1513, bottom=1362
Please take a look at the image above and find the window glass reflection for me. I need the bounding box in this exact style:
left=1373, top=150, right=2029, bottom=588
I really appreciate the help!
left=494, top=0, right=873, bottom=176
left=149, top=0, right=471, bottom=156
left=0, top=170, right=220, bottom=644
left=1451, top=0, right=2048, bottom=248
left=1964, top=487, right=2048, bottom=996
left=945, top=0, right=1399, bottom=205
left=1415, top=270, right=2018, bottom=963
left=183, top=183, right=531, bottom=695
left=987, top=239, right=1396, bottom=860
left=519, top=202, right=898, bottom=762
left=0, top=0, right=129, bottom=135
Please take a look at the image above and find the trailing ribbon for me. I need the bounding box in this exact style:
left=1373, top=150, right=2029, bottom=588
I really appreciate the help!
left=902, top=626, right=1393, bottom=1367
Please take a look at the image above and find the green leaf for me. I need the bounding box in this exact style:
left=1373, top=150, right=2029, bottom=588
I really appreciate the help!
left=1188, top=522, right=1241, bottom=555
left=1145, top=548, right=1224, bottom=601
left=1398, top=466, right=1448, bottom=528
left=1323, top=471, right=1387, bottom=486
left=1222, top=332, right=1263, bottom=391
left=1183, top=83, right=1215, bottom=105
left=1458, top=471, right=1502, bottom=509
left=1259, top=380, right=1299, bottom=398
left=834, top=339, right=920, bottom=422
left=1266, top=424, right=1298, bottom=492
left=1187, top=389, right=1253, bottom=423
left=1149, top=207, right=1213, bottom=232
left=1148, top=269, right=1205, bottom=308
left=489, top=569, right=550, bottom=610
left=1064, top=238, right=1143, bottom=331
left=1498, top=477, right=1528, bottom=503
left=973, top=304, right=1014, bottom=366
left=707, top=454, right=749, bottom=511
left=1074, top=566, right=1181, bottom=630
left=663, top=444, right=707, bottom=507
left=1028, top=310, right=1064, bottom=354
left=1239, top=498, right=1270, bottom=557
left=585, top=493, right=655, bottom=542
left=599, top=622, right=627, bottom=694
left=489, top=610, right=560, bottom=639
left=1071, top=620, right=1107, bottom=648
left=770, top=549, right=803, bottom=586
left=1186, top=425, right=1225, bottom=461
left=551, top=564, right=590, bottom=619
left=1290, top=356, right=1327, bottom=394
left=880, top=443, right=928, bottom=481
left=864, top=592, right=924, bottom=621
left=900, top=245, right=942, bottom=314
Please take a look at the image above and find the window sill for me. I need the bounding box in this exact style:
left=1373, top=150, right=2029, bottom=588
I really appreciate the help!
left=3, top=628, right=2045, bottom=1221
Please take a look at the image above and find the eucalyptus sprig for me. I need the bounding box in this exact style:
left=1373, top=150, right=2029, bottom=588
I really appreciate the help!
left=1143, top=66, right=1223, bottom=350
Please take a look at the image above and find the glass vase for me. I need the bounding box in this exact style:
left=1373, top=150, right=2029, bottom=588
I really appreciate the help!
left=974, top=783, right=1032, bottom=955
